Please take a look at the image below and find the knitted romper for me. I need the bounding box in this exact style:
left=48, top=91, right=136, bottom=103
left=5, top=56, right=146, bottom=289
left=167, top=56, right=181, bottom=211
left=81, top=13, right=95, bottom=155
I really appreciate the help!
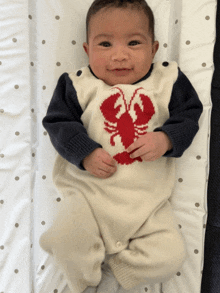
left=40, top=62, right=195, bottom=292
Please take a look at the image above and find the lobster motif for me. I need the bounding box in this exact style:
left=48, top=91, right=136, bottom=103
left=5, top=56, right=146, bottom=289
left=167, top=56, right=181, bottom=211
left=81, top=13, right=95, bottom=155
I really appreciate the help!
left=100, top=87, right=155, bottom=165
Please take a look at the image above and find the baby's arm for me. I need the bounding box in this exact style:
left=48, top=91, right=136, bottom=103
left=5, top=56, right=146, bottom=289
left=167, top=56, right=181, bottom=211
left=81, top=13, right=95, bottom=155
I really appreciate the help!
left=127, top=68, right=203, bottom=161
left=43, top=73, right=116, bottom=177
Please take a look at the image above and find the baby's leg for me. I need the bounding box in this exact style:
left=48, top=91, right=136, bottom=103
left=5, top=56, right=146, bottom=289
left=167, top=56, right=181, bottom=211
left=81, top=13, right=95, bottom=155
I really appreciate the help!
left=107, top=201, right=186, bottom=290
left=40, top=194, right=105, bottom=293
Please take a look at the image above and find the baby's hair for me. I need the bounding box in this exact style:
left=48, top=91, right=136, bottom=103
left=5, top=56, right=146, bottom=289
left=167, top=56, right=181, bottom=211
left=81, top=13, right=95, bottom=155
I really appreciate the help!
left=86, top=0, right=155, bottom=43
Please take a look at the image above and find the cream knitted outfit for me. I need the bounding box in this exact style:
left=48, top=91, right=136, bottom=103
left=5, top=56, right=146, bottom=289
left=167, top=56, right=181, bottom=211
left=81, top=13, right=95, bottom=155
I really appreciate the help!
left=40, top=62, right=187, bottom=292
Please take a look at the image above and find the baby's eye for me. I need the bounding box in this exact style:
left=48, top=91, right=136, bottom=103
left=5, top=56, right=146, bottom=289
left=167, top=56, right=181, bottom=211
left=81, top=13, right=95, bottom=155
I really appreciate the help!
left=99, top=42, right=111, bottom=47
left=129, top=40, right=141, bottom=46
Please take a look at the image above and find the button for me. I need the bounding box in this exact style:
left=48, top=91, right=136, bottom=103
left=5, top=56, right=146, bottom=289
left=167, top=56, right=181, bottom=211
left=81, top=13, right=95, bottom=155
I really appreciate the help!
left=77, top=70, right=82, bottom=76
left=162, top=62, right=169, bottom=67
left=116, top=241, right=122, bottom=248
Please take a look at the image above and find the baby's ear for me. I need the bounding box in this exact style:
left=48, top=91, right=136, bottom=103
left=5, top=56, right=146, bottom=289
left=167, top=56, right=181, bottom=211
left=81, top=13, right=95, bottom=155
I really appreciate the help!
left=83, top=42, right=89, bottom=56
left=152, top=41, right=159, bottom=56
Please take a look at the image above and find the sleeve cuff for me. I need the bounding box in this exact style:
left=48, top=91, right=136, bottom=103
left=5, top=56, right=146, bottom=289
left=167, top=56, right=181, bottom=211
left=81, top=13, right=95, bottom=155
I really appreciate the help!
left=65, top=132, right=102, bottom=170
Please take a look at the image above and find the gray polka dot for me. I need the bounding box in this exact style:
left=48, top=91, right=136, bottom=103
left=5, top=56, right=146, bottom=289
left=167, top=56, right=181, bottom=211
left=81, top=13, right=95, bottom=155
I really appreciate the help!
left=72, top=40, right=76, bottom=45
left=196, top=155, right=201, bottom=160
left=41, top=265, right=45, bottom=270
left=175, top=20, right=178, bottom=24
left=195, top=203, right=200, bottom=208
left=194, top=249, right=199, bottom=254
left=205, top=16, right=210, bottom=20
left=42, top=40, right=46, bottom=44
left=32, top=153, right=35, bottom=157
left=56, top=62, right=61, bottom=66
left=186, top=40, right=191, bottom=45
left=0, top=109, right=4, bottom=113
left=29, top=15, right=32, bottom=20
left=15, top=176, right=20, bottom=181
left=0, top=245, right=4, bottom=250
left=31, top=108, right=34, bottom=113
left=54, top=290, right=58, bottom=293
left=41, top=221, right=46, bottom=225
left=56, top=198, right=61, bottom=202
left=55, top=16, right=60, bottom=20
left=42, top=175, right=46, bottom=180
left=177, top=272, right=181, bottom=276
left=14, top=85, right=19, bottom=89
left=163, top=43, right=168, bottom=48
left=0, top=61, right=2, bottom=65
left=30, top=62, right=34, bottom=66
left=15, top=132, right=20, bottom=136
left=178, top=224, right=182, bottom=229
left=203, top=224, right=206, bottom=228
left=178, top=178, right=183, bottom=183
left=43, top=131, right=47, bottom=136
left=202, top=63, right=207, bottom=67
left=145, top=288, right=148, bottom=292
left=0, top=200, right=4, bottom=204
left=13, top=38, right=17, bottom=43
left=15, top=223, right=19, bottom=228
left=0, top=154, right=4, bottom=158
left=42, top=86, right=46, bottom=90
left=14, top=269, right=19, bottom=274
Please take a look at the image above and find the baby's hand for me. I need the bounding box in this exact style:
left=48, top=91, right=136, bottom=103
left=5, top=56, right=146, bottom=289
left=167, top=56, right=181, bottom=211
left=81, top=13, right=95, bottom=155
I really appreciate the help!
left=82, top=148, right=117, bottom=179
left=126, top=132, right=173, bottom=162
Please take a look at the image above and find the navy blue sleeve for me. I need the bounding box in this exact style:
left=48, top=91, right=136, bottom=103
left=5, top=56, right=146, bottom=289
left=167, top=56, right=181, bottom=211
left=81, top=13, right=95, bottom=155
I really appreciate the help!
left=154, top=68, right=203, bottom=157
left=42, top=73, right=102, bottom=170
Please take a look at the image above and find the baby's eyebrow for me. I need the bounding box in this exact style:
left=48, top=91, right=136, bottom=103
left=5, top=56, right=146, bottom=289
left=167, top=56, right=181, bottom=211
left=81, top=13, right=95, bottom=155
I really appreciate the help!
left=94, top=33, right=113, bottom=40
left=127, top=33, right=147, bottom=40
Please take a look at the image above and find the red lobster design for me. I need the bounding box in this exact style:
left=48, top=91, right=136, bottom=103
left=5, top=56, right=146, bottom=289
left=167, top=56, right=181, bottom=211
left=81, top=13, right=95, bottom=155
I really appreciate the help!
left=100, top=87, right=155, bottom=165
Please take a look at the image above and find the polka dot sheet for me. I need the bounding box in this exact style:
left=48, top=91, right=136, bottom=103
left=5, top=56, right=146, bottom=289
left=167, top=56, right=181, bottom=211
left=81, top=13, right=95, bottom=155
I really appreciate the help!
left=0, top=0, right=216, bottom=292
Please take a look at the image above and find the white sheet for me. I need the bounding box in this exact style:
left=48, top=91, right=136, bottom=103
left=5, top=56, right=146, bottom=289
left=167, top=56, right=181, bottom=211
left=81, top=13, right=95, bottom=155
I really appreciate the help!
left=0, top=1, right=32, bottom=292
left=0, top=0, right=216, bottom=292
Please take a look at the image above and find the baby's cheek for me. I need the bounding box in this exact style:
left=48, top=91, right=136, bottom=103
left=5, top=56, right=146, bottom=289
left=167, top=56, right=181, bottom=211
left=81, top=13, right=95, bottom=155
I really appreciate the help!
left=91, top=57, right=109, bottom=76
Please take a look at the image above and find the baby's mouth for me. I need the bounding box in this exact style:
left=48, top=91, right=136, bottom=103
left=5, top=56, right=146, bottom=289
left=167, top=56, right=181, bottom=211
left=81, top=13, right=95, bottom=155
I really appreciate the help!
left=111, top=68, right=133, bottom=75
left=112, top=68, right=131, bottom=71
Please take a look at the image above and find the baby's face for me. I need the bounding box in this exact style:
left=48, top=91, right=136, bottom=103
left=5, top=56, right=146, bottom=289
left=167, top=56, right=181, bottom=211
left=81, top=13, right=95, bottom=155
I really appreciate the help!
left=83, top=7, right=159, bottom=86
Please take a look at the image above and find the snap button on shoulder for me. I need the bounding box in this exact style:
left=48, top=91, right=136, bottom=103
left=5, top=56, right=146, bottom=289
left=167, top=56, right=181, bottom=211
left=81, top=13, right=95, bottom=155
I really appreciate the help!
left=162, top=62, right=169, bottom=67
left=76, top=70, right=82, bottom=76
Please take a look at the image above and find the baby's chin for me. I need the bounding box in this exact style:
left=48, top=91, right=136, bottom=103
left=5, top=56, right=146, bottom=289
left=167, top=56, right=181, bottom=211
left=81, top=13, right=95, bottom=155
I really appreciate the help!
left=102, top=75, right=140, bottom=86
left=101, top=69, right=148, bottom=86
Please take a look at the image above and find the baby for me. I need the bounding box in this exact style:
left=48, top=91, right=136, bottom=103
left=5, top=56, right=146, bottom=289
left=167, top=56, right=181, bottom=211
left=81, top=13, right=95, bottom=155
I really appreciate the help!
left=40, top=0, right=203, bottom=292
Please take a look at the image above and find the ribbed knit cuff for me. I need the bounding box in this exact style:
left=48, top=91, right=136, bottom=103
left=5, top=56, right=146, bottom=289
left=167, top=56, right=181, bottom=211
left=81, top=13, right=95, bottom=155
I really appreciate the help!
left=65, top=132, right=102, bottom=170
left=108, top=256, right=141, bottom=290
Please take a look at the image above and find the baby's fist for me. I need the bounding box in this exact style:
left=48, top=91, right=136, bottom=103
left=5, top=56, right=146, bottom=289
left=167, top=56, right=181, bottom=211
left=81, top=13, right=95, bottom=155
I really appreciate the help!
left=82, top=148, right=117, bottom=179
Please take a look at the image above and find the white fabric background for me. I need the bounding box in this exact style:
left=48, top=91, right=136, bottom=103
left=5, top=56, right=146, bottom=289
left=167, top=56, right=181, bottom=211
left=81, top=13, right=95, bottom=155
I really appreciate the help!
left=0, top=0, right=216, bottom=292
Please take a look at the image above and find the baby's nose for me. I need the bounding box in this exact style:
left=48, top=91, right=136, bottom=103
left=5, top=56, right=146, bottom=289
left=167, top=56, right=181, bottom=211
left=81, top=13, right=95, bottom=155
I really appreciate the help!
left=111, top=47, right=128, bottom=61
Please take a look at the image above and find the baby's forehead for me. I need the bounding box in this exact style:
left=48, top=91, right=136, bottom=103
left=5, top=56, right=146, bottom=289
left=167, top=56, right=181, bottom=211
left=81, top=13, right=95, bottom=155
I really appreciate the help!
left=89, top=6, right=150, bottom=30
left=94, top=5, right=149, bottom=19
